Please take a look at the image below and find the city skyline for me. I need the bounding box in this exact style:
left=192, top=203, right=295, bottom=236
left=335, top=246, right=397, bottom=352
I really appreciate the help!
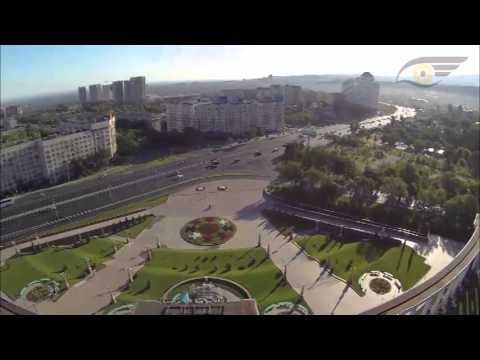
left=1, top=45, right=479, bottom=102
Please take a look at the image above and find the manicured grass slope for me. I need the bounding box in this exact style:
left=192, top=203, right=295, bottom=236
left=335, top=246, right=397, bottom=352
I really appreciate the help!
left=0, top=238, right=121, bottom=299
left=117, top=247, right=301, bottom=312
left=43, top=195, right=168, bottom=236
left=296, top=235, right=430, bottom=294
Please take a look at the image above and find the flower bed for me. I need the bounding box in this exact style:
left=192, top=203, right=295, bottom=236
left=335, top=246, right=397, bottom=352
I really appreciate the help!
left=180, top=217, right=237, bottom=246
left=369, top=278, right=392, bottom=294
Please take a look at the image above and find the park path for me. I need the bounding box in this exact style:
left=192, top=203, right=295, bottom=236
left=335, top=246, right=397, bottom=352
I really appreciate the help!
left=17, top=208, right=166, bottom=315
left=0, top=210, right=152, bottom=266
left=256, top=220, right=396, bottom=314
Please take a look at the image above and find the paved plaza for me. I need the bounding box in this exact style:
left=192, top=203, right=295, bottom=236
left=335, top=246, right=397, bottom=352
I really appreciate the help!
left=6, top=178, right=464, bottom=315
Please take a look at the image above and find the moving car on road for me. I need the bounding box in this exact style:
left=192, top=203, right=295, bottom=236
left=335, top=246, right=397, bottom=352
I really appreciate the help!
left=0, top=197, right=15, bottom=208
left=254, top=151, right=262, bottom=156
left=167, top=170, right=183, bottom=178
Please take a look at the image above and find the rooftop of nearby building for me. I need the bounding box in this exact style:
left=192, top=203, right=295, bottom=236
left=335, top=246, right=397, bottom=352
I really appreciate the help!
left=134, top=299, right=259, bottom=315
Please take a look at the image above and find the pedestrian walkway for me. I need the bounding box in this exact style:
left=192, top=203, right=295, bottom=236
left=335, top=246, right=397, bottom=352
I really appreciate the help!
left=31, top=218, right=161, bottom=315
left=0, top=210, right=151, bottom=265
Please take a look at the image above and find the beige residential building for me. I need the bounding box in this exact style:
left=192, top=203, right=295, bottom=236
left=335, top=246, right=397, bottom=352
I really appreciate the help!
left=0, top=141, right=45, bottom=192
left=166, top=98, right=284, bottom=135
left=0, top=115, right=116, bottom=193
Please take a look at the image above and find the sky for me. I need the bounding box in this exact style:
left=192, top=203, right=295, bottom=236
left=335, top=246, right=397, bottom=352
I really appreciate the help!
left=1, top=45, right=478, bottom=102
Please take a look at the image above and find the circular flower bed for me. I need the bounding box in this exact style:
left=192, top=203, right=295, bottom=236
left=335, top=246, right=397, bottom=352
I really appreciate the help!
left=26, top=285, right=51, bottom=302
left=180, top=217, right=237, bottom=246
left=20, top=279, right=61, bottom=303
left=369, top=278, right=392, bottom=295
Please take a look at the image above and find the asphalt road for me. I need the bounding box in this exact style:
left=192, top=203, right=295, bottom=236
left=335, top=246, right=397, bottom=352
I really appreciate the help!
left=0, top=105, right=415, bottom=242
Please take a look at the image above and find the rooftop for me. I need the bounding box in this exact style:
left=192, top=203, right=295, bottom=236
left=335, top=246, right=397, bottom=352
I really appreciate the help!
left=134, top=299, right=259, bottom=315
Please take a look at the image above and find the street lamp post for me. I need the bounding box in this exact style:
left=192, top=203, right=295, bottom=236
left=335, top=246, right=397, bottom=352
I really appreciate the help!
left=51, top=198, right=59, bottom=220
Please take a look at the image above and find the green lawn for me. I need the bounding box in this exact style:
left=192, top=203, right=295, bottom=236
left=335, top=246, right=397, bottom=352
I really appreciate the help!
left=0, top=237, right=123, bottom=300
left=141, top=154, right=191, bottom=170
left=114, top=247, right=304, bottom=313
left=295, top=234, right=430, bottom=295
left=42, top=194, right=169, bottom=236
left=116, top=215, right=162, bottom=239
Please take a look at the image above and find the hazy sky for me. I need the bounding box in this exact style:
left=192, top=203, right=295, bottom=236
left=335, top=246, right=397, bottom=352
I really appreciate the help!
left=1, top=45, right=478, bottom=101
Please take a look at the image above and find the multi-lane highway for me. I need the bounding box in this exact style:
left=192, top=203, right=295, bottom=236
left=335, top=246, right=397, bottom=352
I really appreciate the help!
left=0, top=105, right=415, bottom=243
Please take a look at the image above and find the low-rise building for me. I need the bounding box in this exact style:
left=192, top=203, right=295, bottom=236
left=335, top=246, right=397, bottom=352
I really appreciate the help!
left=5, top=105, right=23, bottom=118
left=0, top=117, right=18, bottom=130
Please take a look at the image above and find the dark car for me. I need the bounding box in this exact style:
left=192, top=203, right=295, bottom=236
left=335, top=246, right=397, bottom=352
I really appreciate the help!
left=232, top=159, right=240, bottom=164
left=254, top=151, right=262, bottom=156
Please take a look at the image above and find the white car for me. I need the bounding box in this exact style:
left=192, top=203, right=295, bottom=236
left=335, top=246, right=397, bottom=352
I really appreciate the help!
left=175, top=174, right=184, bottom=180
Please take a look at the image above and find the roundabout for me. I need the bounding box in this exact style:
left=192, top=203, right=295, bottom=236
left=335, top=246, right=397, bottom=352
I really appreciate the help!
left=180, top=217, right=237, bottom=246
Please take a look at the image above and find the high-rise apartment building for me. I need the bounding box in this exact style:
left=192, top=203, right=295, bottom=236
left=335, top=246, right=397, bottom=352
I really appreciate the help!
left=123, top=80, right=134, bottom=104
left=102, top=85, right=113, bottom=101
left=126, top=76, right=146, bottom=104
left=341, top=72, right=380, bottom=110
left=78, top=86, right=88, bottom=105
left=0, top=114, right=117, bottom=192
left=112, top=81, right=124, bottom=104
left=284, top=85, right=302, bottom=106
left=88, top=84, right=103, bottom=103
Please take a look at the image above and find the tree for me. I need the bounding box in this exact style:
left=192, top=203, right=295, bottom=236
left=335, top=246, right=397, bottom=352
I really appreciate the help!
left=352, top=176, right=376, bottom=207
left=350, top=121, right=360, bottom=134
left=441, top=172, right=468, bottom=198
left=400, top=162, right=420, bottom=198
left=444, top=194, right=479, bottom=240
left=278, top=162, right=303, bottom=186
left=318, top=180, right=343, bottom=207
left=117, top=129, right=140, bottom=157
left=380, top=177, right=408, bottom=205
left=330, top=153, right=357, bottom=178
left=283, top=142, right=304, bottom=162
left=304, top=167, right=323, bottom=190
